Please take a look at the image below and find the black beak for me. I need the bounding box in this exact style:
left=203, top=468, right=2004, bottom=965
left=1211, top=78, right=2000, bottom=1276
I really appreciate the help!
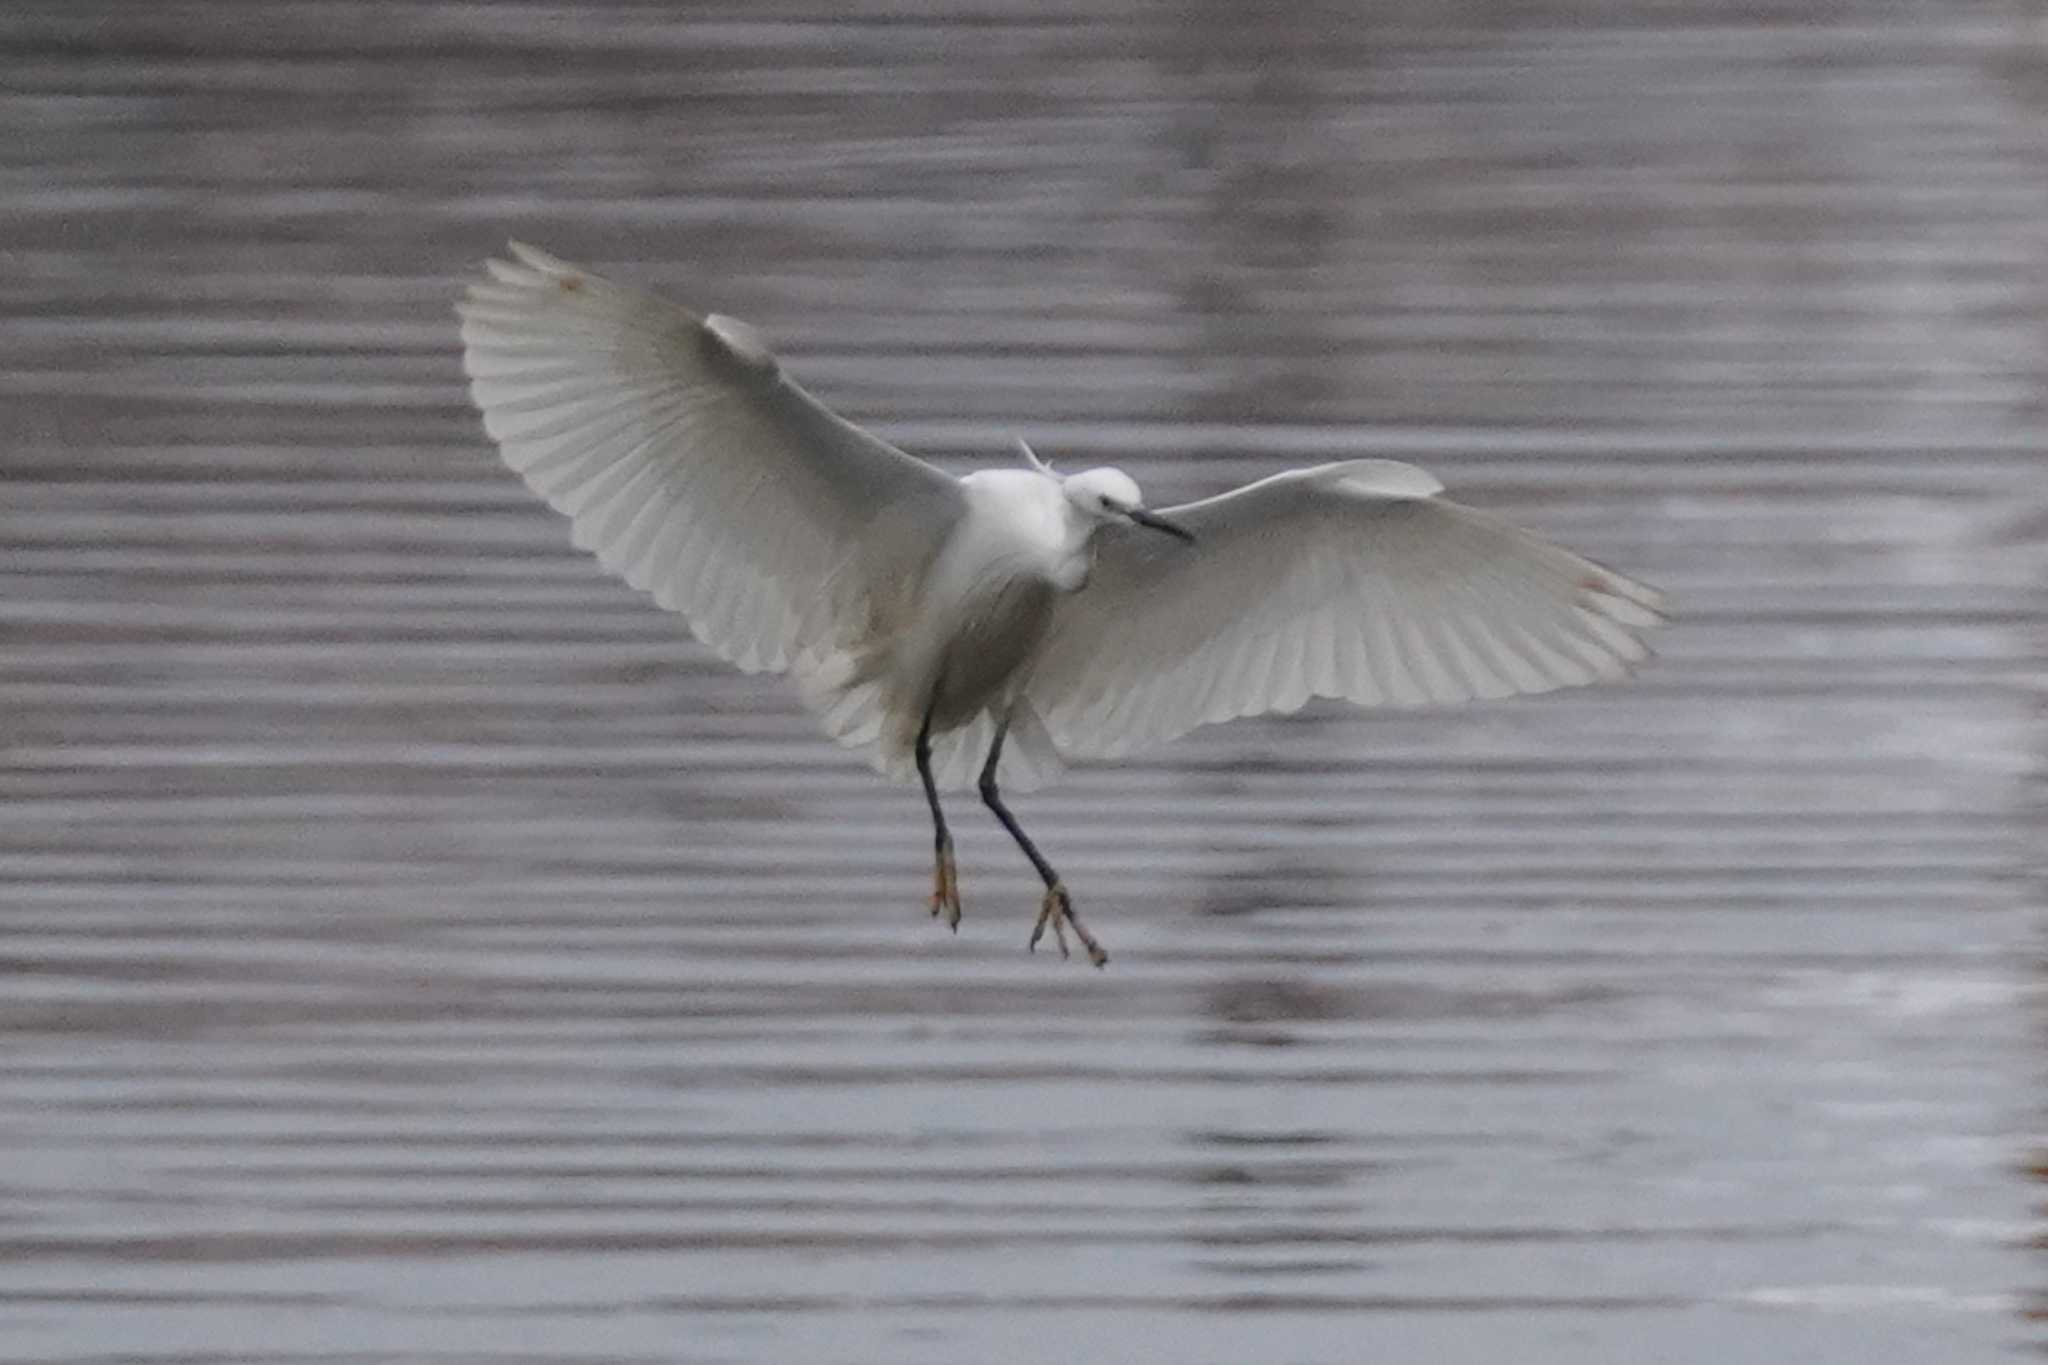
left=1126, top=507, right=1196, bottom=543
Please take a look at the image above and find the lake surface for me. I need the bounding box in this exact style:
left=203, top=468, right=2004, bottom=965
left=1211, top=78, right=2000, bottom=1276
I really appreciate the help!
left=3, top=3, right=2044, bottom=1361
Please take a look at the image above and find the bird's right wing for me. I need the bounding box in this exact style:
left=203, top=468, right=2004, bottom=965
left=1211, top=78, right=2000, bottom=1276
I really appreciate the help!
left=1027, top=460, right=1666, bottom=759
left=457, top=243, right=965, bottom=678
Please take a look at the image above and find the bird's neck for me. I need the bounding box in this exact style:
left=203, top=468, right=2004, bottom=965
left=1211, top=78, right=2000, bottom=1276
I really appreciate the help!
left=959, top=469, right=1097, bottom=592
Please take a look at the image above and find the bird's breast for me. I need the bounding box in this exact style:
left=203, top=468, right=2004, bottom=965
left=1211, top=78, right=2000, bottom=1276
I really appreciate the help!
left=923, top=571, right=1058, bottom=730
left=900, top=470, right=1089, bottom=730
left=957, top=469, right=1088, bottom=584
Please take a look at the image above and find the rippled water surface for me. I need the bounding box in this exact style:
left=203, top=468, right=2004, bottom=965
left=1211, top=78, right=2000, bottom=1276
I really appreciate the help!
left=4, top=3, right=2045, bottom=1362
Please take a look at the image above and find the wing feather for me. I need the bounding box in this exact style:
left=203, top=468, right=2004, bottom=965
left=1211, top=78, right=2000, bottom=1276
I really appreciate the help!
left=1028, top=459, right=1665, bottom=758
left=458, top=244, right=966, bottom=707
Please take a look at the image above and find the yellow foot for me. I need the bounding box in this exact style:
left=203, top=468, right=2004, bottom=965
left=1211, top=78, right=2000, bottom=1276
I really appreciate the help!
left=1029, top=882, right=1109, bottom=968
left=927, top=839, right=962, bottom=931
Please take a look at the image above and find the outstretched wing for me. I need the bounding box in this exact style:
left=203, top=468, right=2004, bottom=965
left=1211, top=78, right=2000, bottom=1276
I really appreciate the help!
left=457, top=243, right=964, bottom=679
left=1027, top=460, right=1665, bottom=758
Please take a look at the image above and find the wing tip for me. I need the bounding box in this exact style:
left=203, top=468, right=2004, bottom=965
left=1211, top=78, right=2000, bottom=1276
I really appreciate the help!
left=1576, top=570, right=1671, bottom=629
left=505, top=239, right=565, bottom=270
left=463, top=241, right=593, bottom=307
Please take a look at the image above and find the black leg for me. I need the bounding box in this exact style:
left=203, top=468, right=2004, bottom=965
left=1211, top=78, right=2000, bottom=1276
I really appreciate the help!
left=978, top=713, right=1108, bottom=968
left=976, top=713, right=1052, bottom=883
left=918, top=697, right=961, bottom=929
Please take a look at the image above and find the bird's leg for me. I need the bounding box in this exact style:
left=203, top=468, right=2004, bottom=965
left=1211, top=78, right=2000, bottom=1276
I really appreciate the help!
left=916, top=700, right=961, bottom=930
left=978, top=714, right=1108, bottom=968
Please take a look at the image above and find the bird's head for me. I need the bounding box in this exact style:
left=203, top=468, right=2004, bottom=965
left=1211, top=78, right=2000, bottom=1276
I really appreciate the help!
left=1060, top=466, right=1195, bottom=543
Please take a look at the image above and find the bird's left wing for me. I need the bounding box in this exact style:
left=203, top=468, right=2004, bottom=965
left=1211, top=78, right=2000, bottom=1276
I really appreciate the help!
left=457, top=243, right=964, bottom=678
left=1026, top=460, right=1665, bottom=759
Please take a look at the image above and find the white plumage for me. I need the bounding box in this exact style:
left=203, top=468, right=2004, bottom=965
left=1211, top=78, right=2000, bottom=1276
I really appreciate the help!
left=457, top=243, right=1665, bottom=965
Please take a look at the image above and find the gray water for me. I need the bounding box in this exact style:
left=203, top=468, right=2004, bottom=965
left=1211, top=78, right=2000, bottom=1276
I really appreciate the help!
left=3, top=3, right=2044, bottom=1362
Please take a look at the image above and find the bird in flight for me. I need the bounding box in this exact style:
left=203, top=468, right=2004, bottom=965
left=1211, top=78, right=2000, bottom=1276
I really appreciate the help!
left=457, top=243, right=1665, bottom=967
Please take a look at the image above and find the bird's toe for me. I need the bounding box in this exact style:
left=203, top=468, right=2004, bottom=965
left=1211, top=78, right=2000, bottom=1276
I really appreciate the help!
left=928, top=842, right=962, bottom=931
left=1030, top=883, right=1108, bottom=968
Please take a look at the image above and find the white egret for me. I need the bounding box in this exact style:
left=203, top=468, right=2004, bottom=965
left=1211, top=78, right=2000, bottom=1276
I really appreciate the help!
left=457, top=243, right=1665, bottom=966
